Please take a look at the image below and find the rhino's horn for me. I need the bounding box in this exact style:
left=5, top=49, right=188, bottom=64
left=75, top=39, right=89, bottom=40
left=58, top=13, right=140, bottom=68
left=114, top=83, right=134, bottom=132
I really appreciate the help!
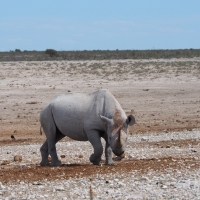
left=119, top=130, right=126, bottom=145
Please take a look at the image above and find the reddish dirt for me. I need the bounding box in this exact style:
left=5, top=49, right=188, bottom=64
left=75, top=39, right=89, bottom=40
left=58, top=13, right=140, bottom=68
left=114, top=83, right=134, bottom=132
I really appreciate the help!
left=0, top=157, right=198, bottom=184
left=1, top=137, right=199, bottom=184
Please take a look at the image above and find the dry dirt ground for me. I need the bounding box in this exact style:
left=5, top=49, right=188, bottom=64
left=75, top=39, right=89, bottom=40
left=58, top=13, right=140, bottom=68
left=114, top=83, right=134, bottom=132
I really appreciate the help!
left=0, top=151, right=199, bottom=184
left=0, top=58, right=200, bottom=198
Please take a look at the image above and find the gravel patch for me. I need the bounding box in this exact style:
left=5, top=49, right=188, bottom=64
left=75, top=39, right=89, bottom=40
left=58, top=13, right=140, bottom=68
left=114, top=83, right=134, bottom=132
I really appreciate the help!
left=0, top=130, right=199, bottom=199
left=0, top=169, right=199, bottom=199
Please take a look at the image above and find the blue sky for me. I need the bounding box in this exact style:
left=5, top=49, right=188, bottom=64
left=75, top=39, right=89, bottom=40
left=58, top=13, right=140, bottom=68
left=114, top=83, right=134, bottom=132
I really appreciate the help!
left=0, top=0, right=200, bottom=51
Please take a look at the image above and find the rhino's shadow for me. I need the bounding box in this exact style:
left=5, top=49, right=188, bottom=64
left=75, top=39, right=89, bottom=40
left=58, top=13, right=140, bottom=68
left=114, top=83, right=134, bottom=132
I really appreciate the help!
left=61, top=163, right=84, bottom=167
left=58, top=162, right=107, bottom=167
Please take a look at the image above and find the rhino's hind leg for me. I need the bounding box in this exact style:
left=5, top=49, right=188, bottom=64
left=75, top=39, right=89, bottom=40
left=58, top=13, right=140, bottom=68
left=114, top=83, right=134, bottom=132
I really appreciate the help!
left=48, top=127, right=66, bottom=166
left=40, top=140, right=49, bottom=166
left=40, top=137, right=61, bottom=166
left=86, top=130, right=103, bottom=165
left=40, top=128, right=65, bottom=166
left=40, top=108, right=62, bottom=166
left=48, top=141, right=62, bottom=166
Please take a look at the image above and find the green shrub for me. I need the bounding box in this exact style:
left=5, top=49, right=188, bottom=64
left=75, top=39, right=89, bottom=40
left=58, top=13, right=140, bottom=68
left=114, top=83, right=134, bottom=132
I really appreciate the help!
left=15, top=49, right=21, bottom=52
left=45, top=49, right=58, bottom=57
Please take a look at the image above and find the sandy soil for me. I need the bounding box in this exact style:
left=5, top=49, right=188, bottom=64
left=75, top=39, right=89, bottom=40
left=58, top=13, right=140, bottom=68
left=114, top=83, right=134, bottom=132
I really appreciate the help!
left=1, top=58, right=200, bottom=141
left=0, top=58, right=200, bottom=198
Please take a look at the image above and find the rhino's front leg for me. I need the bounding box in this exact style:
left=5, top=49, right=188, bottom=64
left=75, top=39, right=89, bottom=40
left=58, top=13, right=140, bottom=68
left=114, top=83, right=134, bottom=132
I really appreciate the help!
left=86, top=130, right=103, bottom=165
left=105, top=142, right=114, bottom=165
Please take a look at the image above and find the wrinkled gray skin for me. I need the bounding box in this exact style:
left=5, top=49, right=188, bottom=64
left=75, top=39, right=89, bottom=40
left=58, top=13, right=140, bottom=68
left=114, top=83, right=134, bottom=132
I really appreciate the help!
left=40, top=89, right=135, bottom=166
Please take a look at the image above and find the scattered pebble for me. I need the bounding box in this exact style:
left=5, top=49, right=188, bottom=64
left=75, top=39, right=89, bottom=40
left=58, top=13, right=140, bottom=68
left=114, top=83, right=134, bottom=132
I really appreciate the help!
left=79, top=154, right=84, bottom=158
left=14, top=155, right=22, bottom=162
left=48, top=156, right=52, bottom=162
left=1, top=160, right=10, bottom=165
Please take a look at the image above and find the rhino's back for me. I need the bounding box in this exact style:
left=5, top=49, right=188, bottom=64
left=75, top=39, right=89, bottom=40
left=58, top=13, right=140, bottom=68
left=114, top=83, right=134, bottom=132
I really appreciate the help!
left=41, top=89, right=126, bottom=141
left=50, top=92, right=95, bottom=140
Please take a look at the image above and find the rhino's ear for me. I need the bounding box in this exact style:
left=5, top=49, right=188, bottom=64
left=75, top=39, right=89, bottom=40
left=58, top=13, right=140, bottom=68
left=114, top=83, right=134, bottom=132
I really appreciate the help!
left=126, top=114, right=135, bottom=126
left=99, top=115, right=113, bottom=126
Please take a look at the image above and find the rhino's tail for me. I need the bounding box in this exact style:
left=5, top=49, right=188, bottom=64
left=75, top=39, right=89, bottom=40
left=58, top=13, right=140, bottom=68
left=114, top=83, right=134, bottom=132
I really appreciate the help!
left=40, top=126, right=43, bottom=135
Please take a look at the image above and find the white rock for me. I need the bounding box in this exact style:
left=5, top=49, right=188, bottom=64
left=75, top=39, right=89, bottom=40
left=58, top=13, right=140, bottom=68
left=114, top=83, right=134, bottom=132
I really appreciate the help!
left=55, top=186, right=65, bottom=191
left=18, top=164, right=27, bottom=168
left=139, top=177, right=149, bottom=182
left=141, top=137, right=149, bottom=142
left=161, top=185, right=168, bottom=189
left=118, top=181, right=126, bottom=187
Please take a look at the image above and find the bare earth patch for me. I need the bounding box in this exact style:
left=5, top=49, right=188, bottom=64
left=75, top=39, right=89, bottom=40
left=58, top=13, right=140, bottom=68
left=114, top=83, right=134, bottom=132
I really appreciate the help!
left=0, top=157, right=199, bottom=184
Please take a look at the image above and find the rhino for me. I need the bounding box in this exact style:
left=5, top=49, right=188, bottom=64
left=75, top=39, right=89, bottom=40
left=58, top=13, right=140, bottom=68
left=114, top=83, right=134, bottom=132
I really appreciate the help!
left=40, top=89, right=135, bottom=166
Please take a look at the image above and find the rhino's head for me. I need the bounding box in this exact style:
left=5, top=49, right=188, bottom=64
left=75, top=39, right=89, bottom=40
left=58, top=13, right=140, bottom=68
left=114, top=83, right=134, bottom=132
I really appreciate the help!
left=100, top=114, right=135, bottom=156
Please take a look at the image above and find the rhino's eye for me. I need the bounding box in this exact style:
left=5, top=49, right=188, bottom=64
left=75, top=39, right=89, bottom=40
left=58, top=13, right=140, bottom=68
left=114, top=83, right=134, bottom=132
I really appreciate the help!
left=109, top=136, right=111, bottom=140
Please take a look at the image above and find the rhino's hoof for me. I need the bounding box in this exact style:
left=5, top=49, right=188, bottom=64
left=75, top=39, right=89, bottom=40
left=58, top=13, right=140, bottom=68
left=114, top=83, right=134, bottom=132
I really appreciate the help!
left=50, top=160, right=62, bottom=166
left=90, top=154, right=101, bottom=165
left=40, top=161, right=49, bottom=166
left=106, top=161, right=115, bottom=166
left=92, top=161, right=100, bottom=165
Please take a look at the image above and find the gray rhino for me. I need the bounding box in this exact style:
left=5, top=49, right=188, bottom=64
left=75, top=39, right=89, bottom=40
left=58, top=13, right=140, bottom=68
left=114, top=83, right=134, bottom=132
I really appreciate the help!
left=40, top=89, right=135, bottom=166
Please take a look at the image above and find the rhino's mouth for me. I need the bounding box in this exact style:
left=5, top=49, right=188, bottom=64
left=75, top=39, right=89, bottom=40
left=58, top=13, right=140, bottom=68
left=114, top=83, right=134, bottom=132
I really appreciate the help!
left=113, top=149, right=124, bottom=156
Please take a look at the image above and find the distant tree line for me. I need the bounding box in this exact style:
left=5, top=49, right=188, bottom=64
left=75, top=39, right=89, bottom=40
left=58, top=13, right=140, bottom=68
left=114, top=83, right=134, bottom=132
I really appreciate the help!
left=0, top=49, right=200, bottom=61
